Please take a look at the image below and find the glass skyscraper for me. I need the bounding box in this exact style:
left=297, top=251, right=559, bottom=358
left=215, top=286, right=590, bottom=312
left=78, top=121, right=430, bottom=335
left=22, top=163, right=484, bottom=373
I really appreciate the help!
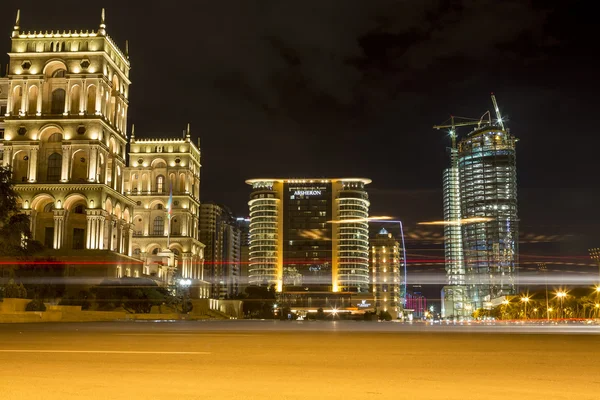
left=442, top=124, right=518, bottom=316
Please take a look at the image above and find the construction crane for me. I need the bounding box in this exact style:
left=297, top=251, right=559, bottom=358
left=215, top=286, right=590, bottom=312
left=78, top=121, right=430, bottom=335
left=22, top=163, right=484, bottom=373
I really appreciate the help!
left=433, top=114, right=491, bottom=149
left=433, top=93, right=507, bottom=147
left=490, top=92, right=505, bottom=130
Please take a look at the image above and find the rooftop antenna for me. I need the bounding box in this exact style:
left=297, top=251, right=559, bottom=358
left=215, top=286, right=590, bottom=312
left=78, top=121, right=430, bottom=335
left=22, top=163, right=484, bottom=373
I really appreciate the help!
left=491, top=92, right=505, bottom=130
left=125, top=40, right=129, bottom=59
left=186, top=123, right=191, bottom=139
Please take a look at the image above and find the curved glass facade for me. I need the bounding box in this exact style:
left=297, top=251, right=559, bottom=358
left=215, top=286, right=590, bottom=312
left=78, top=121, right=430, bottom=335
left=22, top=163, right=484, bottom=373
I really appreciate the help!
left=248, top=183, right=280, bottom=287
left=336, top=183, right=370, bottom=292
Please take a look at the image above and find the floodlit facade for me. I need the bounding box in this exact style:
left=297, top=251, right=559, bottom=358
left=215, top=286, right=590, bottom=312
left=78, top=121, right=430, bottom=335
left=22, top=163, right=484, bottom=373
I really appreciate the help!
left=199, top=203, right=241, bottom=299
left=458, top=126, right=518, bottom=309
left=0, top=10, right=206, bottom=293
left=246, top=178, right=371, bottom=294
left=370, top=228, right=402, bottom=318
left=1, top=10, right=134, bottom=265
left=124, top=127, right=205, bottom=290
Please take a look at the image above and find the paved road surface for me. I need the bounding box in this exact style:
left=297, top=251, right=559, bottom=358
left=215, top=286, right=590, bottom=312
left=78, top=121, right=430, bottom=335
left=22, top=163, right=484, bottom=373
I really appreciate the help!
left=1, top=321, right=599, bottom=399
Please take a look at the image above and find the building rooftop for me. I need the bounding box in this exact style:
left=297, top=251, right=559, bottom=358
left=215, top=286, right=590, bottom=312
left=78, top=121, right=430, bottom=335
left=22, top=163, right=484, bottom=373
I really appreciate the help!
left=245, top=178, right=372, bottom=185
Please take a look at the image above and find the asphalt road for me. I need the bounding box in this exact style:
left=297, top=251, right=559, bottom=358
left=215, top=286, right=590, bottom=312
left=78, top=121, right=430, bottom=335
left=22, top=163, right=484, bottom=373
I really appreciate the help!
left=1, top=321, right=599, bottom=400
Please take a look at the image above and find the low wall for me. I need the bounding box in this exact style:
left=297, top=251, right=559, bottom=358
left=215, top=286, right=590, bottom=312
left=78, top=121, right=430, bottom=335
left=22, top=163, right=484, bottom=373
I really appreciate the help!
left=0, top=298, right=31, bottom=313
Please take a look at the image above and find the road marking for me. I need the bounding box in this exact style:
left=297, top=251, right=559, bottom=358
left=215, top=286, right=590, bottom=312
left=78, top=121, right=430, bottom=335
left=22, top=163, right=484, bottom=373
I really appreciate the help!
left=115, top=333, right=259, bottom=337
left=0, top=350, right=210, bottom=355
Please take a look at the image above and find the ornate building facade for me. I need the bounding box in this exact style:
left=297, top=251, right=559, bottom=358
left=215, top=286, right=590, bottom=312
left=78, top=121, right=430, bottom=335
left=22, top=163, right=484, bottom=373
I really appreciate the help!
left=0, top=10, right=205, bottom=293
left=125, top=127, right=205, bottom=291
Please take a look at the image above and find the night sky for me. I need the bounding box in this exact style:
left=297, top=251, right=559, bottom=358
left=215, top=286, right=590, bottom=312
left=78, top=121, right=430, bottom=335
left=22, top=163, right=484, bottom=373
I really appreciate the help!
left=2, top=1, right=597, bottom=300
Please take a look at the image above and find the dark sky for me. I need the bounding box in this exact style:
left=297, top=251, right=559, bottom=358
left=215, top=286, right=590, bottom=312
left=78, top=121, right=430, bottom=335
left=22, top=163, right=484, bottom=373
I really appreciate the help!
left=2, top=1, right=598, bottom=298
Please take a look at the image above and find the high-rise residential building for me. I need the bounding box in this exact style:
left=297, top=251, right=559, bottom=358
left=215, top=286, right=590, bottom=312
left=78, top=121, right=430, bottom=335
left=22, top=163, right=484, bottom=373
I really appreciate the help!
left=200, top=203, right=241, bottom=298
left=0, top=10, right=206, bottom=294
left=123, top=127, right=205, bottom=290
left=370, top=228, right=402, bottom=318
left=246, top=178, right=371, bottom=299
left=439, top=100, right=518, bottom=316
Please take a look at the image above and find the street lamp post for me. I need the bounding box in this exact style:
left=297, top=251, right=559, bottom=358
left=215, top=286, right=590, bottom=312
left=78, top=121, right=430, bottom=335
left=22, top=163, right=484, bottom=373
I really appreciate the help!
left=179, top=278, right=192, bottom=315
left=588, top=248, right=600, bottom=286
left=556, top=291, right=567, bottom=320
left=538, top=263, right=550, bottom=321
left=520, top=296, right=530, bottom=321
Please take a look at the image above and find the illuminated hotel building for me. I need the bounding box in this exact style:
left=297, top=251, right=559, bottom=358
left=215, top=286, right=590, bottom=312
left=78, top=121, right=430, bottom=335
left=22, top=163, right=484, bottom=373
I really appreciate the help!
left=458, top=125, right=518, bottom=309
left=246, top=178, right=371, bottom=295
left=370, top=228, right=402, bottom=318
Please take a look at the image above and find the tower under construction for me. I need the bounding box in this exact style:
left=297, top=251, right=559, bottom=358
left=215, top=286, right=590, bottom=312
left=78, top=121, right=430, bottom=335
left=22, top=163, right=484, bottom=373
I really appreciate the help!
left=436, top=95, right=519, bottom=317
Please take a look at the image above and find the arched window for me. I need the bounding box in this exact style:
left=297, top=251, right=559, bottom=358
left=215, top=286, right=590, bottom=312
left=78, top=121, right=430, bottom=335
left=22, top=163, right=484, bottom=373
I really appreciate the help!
left=51, top=89, right=66, bottom=114
left=47, top=153, right=62, bottom=182
left=48, top=133, right=62, bottom=142
left=156, top=175, right=164, bottom=193
left=52, top=69, right=66, bottom=78
left=153, top=216, right=164, bottom=235
left=152, top=248, right=159, bottom=255
left=74, top=205, right=85, bottom=214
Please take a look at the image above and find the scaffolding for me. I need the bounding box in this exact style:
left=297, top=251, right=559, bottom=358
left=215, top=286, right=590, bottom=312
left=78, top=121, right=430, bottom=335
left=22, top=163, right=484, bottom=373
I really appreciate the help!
left=435, top=95, right=519, bottom=314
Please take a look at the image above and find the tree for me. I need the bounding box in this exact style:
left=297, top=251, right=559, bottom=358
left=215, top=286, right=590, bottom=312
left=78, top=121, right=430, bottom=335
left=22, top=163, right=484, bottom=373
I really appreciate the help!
left=315, top=307, right=326, bottom=320
left=0, top=166, right=43, bottom=257
left=242, top=285, right=276, bottom=319
left=2, top=279, right=27, bottom=299
left=379, top=310, right=393, bottom=321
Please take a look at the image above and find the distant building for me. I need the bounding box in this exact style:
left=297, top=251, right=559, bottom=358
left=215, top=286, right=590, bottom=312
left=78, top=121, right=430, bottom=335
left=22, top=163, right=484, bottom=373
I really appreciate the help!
left=406, top=290, right=427, bottom=319
left=200, top=203, right=241, bottom=298
left=245, top=178, right=371, bottom=295
left=236, top=217, right=250, bottom=293
left=370, top=228, right=402, bottom=318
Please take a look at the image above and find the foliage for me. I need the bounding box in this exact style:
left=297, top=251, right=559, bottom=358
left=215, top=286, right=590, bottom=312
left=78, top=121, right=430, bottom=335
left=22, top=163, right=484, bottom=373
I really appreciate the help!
left=3, top=279, right=28, bottom=298
left=279, top=306, right=297, bottom=320
left=59, top=290, right=94, bottom=310
left=379, top=310, right=393, bottom=321
left=363, top=311, right=377, bottom=321
left=241, top=285, right=276, bottom=319
left=93, top=278, right=171, bottom=313
left=0, top=166, right=44, bottom=257
left=315, top=307, right=326, bottom=320
left=13, top=261, right=66, bottom=300
left=25, top=299, right=47, bottom=312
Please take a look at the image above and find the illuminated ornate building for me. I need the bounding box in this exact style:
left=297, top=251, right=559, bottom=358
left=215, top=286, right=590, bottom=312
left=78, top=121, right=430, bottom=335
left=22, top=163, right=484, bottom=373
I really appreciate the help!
left=370, top=228, right=402, bottom=318
left=245, top=178, right=371, bottom=298
left=124, top=126, right=205, bottom=290
left=0, top=10, right=205, bottom=292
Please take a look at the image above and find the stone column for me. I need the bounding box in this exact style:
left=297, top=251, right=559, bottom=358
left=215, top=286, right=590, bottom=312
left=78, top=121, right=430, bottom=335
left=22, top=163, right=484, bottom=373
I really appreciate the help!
left=28, top=145, right=39, bottom=183
left=95, top=82, right=102, bottom=115
left=6, top=82, right=13, bottom=115
left=79, top=79, right=86, bottom=115
left=86, top=211, right=93, bottom=249
left=98, top=211, right=106, bottom=250
left=64, top=82, right=71, bottom=115
left=20, top=81, right=28, bottom=115
left=107, top=219, right=114, bottom=251
left=53, top=209, right=65, bottom=249
left=182, top=253, right=193, bottom=279
left=3, top=146, right=12, bottom=167
left=61, top=144, right=71, bottom=182
left=127, top=224, right=133, bottom=257
left=88, top=145, right=98, bottom=182
left=36, top=82, right=43, bottom=115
